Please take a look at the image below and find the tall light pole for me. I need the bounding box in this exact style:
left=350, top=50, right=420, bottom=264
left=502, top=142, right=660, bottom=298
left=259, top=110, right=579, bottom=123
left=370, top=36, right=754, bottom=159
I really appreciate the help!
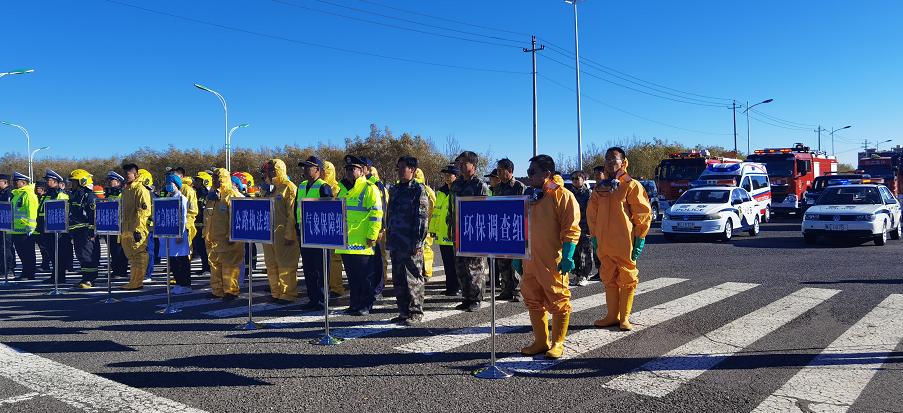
left=228, top=123, right=251, bottom=164
left=565, top=0, right=584, bottom=170
left=29, top=147, right=49, bottom=176
left=875, top=139, right=891, bottom=151
left=1, top=121, right=32, bottom=181
left=0, top=68, right=34, bottom=79
left=829, top=125, right=851, bottom=156
left=741, top=98, right=774, bottom=154
left=194, top=84, right=229, bottom=170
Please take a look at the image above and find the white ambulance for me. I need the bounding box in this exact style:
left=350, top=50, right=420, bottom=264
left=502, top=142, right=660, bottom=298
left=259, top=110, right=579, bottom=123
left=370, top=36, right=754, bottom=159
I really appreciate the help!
left=691, top=162, right=773, bottom=222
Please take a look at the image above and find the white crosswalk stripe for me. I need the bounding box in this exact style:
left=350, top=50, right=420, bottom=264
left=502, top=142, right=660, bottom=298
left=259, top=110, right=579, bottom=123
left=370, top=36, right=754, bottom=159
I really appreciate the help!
left=396, top=277, right=687, bottom=354
left=494, top=282, right=759, bottom=374
left=751, top=294, right=903, bottom=413
left=604, top=287, right=841, bottom=397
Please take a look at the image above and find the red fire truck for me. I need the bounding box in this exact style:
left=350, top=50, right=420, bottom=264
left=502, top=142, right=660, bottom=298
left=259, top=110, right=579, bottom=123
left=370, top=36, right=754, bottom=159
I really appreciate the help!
left=858, top=154, right=902, bottom=196
left=745, top=143, right=837, bottom=215
left=654, top=150, right=742, bottom=211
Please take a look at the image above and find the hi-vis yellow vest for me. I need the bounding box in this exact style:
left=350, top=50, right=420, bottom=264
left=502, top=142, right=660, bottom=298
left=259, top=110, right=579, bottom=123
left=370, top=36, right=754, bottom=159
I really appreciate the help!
left=429, top=189, right=453, bottom=246
left=296, top=179, right=326, bottom=225
left=335, top=177, right=382, bottom=255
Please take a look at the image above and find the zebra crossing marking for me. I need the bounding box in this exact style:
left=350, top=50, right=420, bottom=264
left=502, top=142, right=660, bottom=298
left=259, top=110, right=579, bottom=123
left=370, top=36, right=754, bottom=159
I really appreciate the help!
left=604, top=287, right=841, bottom=397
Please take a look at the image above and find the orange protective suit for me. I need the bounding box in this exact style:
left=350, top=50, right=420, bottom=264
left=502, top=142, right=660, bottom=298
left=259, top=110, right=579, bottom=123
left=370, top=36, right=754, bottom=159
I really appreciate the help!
left=262, top=159, right=301, bottom=301
left=204, top=168, right=245, bottom=297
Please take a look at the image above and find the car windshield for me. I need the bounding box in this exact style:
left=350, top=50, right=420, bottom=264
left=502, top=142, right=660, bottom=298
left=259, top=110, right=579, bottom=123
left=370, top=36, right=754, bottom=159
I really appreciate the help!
left=816, top=187, right=882, bottom=205
left=657, top=160, right=706, bottom=180
left=747, top=155, right=793, bottom=177
left=677, top=189, right=730, bottom=204
left=812, top=177, right=861, bottom=191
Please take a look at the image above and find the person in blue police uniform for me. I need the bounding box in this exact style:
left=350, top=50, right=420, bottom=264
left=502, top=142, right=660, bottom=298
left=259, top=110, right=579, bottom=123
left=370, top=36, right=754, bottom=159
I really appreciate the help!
left=39, top=169, right=73, bottom=283
left=386, top=156, right=431, bottom=325
left=67, top=169, right=101, bottom=289
left=295, top=156, right=334, bottom=310
left=0, top=174, right=15, bottom=276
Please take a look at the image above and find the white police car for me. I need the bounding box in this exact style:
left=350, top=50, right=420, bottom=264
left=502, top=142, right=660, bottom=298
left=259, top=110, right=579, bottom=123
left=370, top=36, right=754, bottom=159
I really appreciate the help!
left=802, top=184, right=902, bottom=246
left=662, top=186, right=762, bottom=241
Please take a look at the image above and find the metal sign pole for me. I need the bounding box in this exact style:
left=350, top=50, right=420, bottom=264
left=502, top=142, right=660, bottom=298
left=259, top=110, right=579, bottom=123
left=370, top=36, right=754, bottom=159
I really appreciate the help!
left=1, top=234, right=9, bottom=287
left=238, top=243, right=261, bottom=330
left=158, top=241, right=180, bottom=314
left=47, top=232, right=64, bottom=296
left=473, top=257, right=511, bottom=379
left=100, top=234, right=118, bottom=304
left=313, top=247, right=342, bottom=345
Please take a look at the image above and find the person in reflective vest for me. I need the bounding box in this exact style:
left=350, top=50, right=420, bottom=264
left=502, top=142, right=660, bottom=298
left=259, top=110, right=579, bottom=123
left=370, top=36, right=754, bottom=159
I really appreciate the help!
left=294, top=156, right=334, bottom=309
left=429, top=164, right=460, bottom=296
left=258, top=159, right=301, bottom=304
left=39, top=169, right=72, bottom=283
left=413, top=168, right=435, bottom=278
left=10, top=172, right=39, bottom=280
left=67, top=169, right=101, bottom=289
left=335, top=155, right=383, bottom=316
left=119, top=164, right=153, bottom=290
left=204, top=168, right=244, bottom=300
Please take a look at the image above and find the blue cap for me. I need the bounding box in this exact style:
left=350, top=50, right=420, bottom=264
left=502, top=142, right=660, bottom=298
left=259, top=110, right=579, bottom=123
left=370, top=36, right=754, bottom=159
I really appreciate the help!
left=299, top=156, right=324, bottom=170
left=13, top=171, right=30, bottom=182
left=361, top=156, right=373, bottom=167
left=231, top=175, right=246, bottom=192
left=344, top=155, right=366, bottom=168
left=43, top=169, right=63, bottom=182
left=164, top=173, right=182, bottom=193
left=107, top=171, right=125, bottom=182
left=0, top=174, right=9, bottom=181
left=440, top=164, right=461, bottom=176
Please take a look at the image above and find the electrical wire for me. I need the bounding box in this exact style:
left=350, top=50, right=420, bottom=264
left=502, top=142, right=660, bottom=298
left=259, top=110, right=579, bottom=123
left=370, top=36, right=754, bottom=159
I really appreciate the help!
left=101, top=0, right=529, bottom=75
left=354, top=0, right=533, bottom=38
left=747, top=114, right=812, bottom=131
left=749, top=108, right=817, bottom=128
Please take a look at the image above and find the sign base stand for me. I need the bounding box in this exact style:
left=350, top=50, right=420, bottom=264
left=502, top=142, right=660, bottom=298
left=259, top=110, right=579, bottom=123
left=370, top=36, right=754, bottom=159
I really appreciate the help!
left=312, top=249, right=342, bottom=346
left=237, top=320, right=262, bottom=331
left=157, top=306, right=183, bottom=315
left=473, top=364, right=513, bottom=380
left=312, top=334, right=343, bottom=346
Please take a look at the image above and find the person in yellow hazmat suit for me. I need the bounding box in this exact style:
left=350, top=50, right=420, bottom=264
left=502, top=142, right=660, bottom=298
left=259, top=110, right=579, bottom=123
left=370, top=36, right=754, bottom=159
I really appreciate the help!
left=204, top=168, right=245, bottom=300
left=513, top=155, right=581, bottom=359
left=413, top=168, right=435, bottom=278
left=261, top=159, right=300, bottom=303
left=322, top=160, right=347, bottom=297
left=119, top=164, right=152, bottom=289
left=587, top=147, right=652, bottom=331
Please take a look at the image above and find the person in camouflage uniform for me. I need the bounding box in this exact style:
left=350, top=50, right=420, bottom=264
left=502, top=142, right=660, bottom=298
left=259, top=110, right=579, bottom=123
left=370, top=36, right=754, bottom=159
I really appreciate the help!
left=491, top=158, right=527, bottom=301
left=386, top=156, right=431, bottom=325
left=568, top=170, right=594, bottom=286
left=448, top=151, right=490, bottom=312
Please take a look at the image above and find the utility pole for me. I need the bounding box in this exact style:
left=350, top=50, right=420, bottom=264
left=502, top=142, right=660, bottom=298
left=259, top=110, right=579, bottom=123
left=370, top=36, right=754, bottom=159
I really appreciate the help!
left=731, top=100, right=739, bottom=155
left=815, top=125, right=827, bottom=152
left=523, top=35, right=544, bottom=158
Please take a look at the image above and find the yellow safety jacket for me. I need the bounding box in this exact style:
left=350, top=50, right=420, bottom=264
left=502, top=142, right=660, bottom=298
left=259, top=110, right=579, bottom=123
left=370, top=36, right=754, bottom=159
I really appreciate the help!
left=120, top=180, right=152, bottom=236
left=11, top=184, right=39, bottom=234
left=181, top=183, right=199, bottom=231
left=295, top=178, right=327, bottom=225
left=429, top=187, right=453, bottom=246
left=336, top=177, right=382, bottom=255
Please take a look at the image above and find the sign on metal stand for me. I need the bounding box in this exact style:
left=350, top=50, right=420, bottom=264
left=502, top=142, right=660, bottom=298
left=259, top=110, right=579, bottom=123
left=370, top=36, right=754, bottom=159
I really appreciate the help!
left=455, top=196, right=531, bottom=380
left=0, top=202, right=12, bottom=287
left=153, top=197, right=184, bottom=315
left=44, top=199, right=68, bottom=296
left=230, top=198, right=274, bottom=330
left=95, top=200, right=121, bottom=303
left=299, top=198, right=347, bottom=345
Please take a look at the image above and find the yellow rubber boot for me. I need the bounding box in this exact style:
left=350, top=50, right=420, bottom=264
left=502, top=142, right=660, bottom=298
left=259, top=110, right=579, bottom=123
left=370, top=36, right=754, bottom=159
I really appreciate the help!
left=521, top=311, right=551, bottom=356
left=593, top=288, right=620, bottom=328
left=545, top=313, right=570, bottom=359
left=618, top=287, right=636, bottom=331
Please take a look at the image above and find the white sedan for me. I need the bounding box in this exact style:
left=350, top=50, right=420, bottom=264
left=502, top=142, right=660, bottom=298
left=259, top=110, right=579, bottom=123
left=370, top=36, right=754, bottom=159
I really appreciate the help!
left=662, top=186, right=762, bottom=241
left=802, top=184, right=902, bottom=246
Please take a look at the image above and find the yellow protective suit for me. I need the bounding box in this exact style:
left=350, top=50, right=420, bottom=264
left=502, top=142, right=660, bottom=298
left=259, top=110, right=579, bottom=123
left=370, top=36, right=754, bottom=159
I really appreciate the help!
left=120, top=179, right=152, bottom=289
left=414, top=169, right=436, bottom=277
left=322, top=160, right=346, bottom=295
left=181, top=176, right=199, bottom=250
left=586, top=158, right=652, bottom=330
left=205, top=168, right=245, bottom=297
left=262, top=159, right=301, bottom=301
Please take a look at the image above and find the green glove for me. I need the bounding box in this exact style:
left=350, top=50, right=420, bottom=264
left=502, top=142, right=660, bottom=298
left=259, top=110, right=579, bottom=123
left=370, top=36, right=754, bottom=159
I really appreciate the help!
left=631, top=237, right=646, bottom=261
left=591, top=236, right=598, bottom=251
left=512, top=259, right=523, bottom=274
left=558, top=242, right=577, bottom=274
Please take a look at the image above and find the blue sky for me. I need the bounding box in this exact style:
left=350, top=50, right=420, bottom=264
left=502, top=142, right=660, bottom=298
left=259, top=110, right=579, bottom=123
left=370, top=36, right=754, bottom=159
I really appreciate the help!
left=2, top=0, right=901, bottom=172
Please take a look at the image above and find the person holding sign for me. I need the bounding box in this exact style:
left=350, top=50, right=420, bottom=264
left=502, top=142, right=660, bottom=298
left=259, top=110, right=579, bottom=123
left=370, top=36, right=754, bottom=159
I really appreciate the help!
left=258, top=158, right=300, bottom=304
left=513, top=155, right=581, bottom=359
left=449, top=151, right=490, bottom=312
left=204, top=168, right=245, bottom=300
left=386, top=156, right=431, bottom=325
left=10, top=172, right=39, bottom=280
left=119, top=164, right=153, bottom=290
left=335, top=155, right=383, bottom=316
left=67, top=169, right=101, bottom=289
left=158, top=173, right=193, bottom=294
left=587, top=147, right=652, bottom=331
left=294, top=156, right=332, bottom=308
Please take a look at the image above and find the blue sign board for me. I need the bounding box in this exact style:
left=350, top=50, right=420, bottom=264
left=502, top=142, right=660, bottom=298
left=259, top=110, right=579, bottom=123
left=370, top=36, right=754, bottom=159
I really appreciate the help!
left=299, top=198, right=347, bottom=249
left=153, top=198, right=184, bottom=238
left=455, top=196, right=530, bottom=259
left=230, top=198, right=274, bottom=244
left=44, top=200, right=68, bottom=233
left=0, top=202, right=11, bottom=232
left=95, top=200, right=120, bottom=235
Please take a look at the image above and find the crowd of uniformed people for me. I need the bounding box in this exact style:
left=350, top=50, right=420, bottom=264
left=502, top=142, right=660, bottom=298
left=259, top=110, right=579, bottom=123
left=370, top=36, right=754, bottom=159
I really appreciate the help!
left=0, top=147, right=650, bottom=359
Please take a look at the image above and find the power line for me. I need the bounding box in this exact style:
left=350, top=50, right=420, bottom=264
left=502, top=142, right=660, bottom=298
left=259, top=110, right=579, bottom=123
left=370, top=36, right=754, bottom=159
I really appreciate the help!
left=354, top=0, right=532, bottom=38
left=539, top=73, right=732, bottom=136
left=747, top=114, right=812, bottom=131
left=101, top=0, right=528, bottom=75
left=749, top=108, right=817, bottom=128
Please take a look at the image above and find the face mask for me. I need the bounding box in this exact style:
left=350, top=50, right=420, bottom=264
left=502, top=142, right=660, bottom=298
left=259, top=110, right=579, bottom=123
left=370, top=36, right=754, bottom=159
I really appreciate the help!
left=601, top=178, right=620, bottom=191
left=526, top=186, right=544, bottom=203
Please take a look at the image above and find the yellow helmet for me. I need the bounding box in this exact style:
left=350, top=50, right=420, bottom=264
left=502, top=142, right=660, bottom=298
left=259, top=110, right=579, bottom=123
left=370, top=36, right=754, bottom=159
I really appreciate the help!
left=69, top=169, right=93, bottom=188
left=137, top=169, right=153, bottom=187
left=195, top=171, right=212, bottom=188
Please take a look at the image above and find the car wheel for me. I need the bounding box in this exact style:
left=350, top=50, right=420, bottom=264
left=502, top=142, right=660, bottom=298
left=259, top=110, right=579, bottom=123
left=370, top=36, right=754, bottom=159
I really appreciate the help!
left=874, top=221, right=888, bottom=246
left=803, top=233, right=817, bottom=245
left=748, top=216, right=760, bottom=236
left=890, top=221, right=902, bottom=240
left=663, top=232, right=677, bottom=242
left=721, top=220, right=733, bottom=241
left=650, top=204, right=660, bottom=222
left=763, top=207, right=771, bottom=223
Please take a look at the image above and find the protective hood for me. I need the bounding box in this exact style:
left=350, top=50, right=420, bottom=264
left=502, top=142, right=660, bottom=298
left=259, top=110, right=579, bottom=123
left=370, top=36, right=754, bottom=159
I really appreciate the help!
left=270, top=158, right=291, bottom=186
left=182, top=176, right=194, bottom=187
left=215, top=168, right=239, bottom=198
left=414, top=168, right=425, bottom=184
left=369, top=166, right=381, bottom=182
left=322, top=160, right=339, bottom=195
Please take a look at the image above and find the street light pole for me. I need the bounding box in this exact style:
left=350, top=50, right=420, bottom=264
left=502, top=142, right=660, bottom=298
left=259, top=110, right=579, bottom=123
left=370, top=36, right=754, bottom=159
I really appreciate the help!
left=0, top=68, right=34, bottom=79
left=741, top=98, right=774, bottom=154
left=875, top=139, right=891, bottom=151
left=194, top=84, right=229, bottom=170
left=1, top=121, right=31, bottom=181
left=565, top=0, right=584, bottom=170
left=228, top=124, right=251, bottom=162
left=29, top=147, right=49, bottom=175
left=829, top=125, right=852, bottom=156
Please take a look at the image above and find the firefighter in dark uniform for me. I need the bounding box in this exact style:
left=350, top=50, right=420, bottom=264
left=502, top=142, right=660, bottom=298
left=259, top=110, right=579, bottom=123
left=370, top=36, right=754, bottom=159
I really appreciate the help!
left=67, top=169, right=101, bottom=289
left=492, top=158, right=527, bottom=302
left=192, top=171, right=212, bottom=275
left=39, top=169, right=72, bottom=283
left=104, top=171, right=129, bottom=278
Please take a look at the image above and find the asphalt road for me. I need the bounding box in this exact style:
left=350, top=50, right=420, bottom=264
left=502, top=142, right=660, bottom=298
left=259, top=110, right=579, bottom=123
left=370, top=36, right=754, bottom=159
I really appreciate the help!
left=1, top=217, right=901, bottom=413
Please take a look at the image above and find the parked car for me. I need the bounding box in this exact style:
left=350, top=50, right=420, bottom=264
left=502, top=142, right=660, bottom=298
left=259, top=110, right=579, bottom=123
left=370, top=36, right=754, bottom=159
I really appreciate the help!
left=802, top=184, right=901, bottom=246
left=662, top=186, right=762, bottom=241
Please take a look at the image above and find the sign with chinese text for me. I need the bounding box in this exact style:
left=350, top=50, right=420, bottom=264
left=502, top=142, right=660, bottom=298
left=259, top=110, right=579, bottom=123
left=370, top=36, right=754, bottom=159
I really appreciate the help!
left=153, top=197, right=184, bottom=238
left=455, top=196, right=529, bottom=259
left=230, top=198, right=274, bottom=244
left=44, top=200, right=68, bottom=233
left=299, top=198, right=347, bottom=249
left=0, top=202, right=11, bottom=232
left=94, top=199, right=120, bottom=235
